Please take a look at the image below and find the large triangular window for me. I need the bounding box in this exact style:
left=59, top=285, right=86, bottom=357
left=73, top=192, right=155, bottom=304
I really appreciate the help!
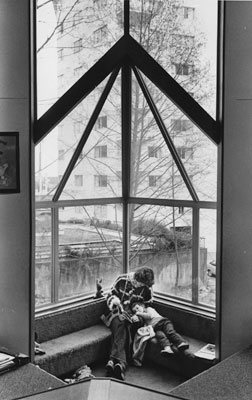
left=35, top=0, right=218, bottom=309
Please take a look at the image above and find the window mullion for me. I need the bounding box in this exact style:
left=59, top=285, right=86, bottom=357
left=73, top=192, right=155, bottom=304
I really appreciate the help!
left=192, top=207, right=200, bottom=304
left=122, top=63, right=131, bottom=273
left=51, top=207, right=59, bottom=303
left=124, top=0, right=129, bottom=35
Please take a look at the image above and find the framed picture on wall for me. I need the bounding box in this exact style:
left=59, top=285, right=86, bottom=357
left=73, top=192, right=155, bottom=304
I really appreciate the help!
left=0, top=132, right=20, bottom=193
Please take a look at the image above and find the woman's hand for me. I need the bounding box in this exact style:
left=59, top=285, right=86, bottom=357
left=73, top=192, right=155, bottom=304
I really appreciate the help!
left=131, top=315, right=139, bottom=322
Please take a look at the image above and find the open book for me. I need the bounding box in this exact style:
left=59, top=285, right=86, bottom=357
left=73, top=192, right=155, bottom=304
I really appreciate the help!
left=0, top=352, right=16, bottom=371
left=194, top=344, right=216, bottom=360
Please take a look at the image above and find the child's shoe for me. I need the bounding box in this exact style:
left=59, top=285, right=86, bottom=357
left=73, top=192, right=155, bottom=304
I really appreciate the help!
left=160, top=345, right=174, bottom=355
left=177, top=342, right=189, bottom=351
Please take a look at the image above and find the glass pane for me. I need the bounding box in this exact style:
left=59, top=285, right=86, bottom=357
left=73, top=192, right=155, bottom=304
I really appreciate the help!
left=35, top=209, right=52, bottom=307
left=130, top=0, right=217, bottom=118
left=199, top=208, right=216, bottom=307
left=36, top=0, right=123, bottom=117
left=61, top=75, right=121, bottom=199
left=140, top=73, right=217, bottom=202
left=130, top=76, right=192, bottom=200
left=58, top=204, right=123, bottom=300
left=129, top=204, right=192, bottom=301
left=35, top=78, right=110, bottom=201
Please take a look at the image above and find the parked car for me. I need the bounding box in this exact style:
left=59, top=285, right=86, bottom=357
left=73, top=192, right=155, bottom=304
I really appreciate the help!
left=207, top=260, right=216, bottom=277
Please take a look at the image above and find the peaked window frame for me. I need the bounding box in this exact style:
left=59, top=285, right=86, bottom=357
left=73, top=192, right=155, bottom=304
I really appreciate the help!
left=35, top=0, right=218, bottom=310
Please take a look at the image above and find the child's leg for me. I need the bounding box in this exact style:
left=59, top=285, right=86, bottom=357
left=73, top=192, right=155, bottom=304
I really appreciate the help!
left=155, top=330, right=170, bottom=349
left=155, top=330, right=174, bottom=354
left=156, top=319, right=188, bottom=349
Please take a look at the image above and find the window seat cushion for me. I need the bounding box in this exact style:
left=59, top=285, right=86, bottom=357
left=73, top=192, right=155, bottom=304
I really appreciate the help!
left=34, top=323, right=215, bottom=379
left=145, top=336, right=215, bottom=378
left=34, top=324, right=112, bottom=378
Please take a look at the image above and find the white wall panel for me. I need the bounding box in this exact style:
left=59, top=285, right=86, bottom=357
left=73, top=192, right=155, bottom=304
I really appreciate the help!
left=0, top=0, right=32, bottom=355
left=219, top=0, right=252, bottom=359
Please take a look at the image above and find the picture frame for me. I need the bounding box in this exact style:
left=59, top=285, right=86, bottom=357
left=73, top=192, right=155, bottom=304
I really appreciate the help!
left=0, top=132, right=20, bottom=193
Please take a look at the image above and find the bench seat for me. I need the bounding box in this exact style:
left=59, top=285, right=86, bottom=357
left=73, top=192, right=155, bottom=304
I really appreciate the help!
left=145, top=336, right=215, bottom=378
left=34, top=324, right=111, bottom=378
left=35, top=323, right=215, bottom=379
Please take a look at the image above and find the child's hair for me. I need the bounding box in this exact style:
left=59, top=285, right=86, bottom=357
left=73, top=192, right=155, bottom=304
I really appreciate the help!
left=134, top=267, right=154, bottom=287
left=129, top=294, right=145, bottom=311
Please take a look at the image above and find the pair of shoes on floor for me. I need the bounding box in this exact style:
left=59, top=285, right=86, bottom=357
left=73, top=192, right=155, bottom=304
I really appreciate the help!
left=105, top=360, right=125, bottom=381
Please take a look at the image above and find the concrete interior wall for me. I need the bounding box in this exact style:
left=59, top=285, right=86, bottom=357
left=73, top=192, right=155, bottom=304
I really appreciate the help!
left=1, top=0, right=252, bottom=365
left=219, top=0, right=252, bottom=360
left=0, top=0, right=32, bottom=356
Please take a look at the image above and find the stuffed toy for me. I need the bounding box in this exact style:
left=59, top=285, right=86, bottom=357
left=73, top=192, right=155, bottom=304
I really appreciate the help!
left=107, top=294, right=123, bottom=314
left=94, top=278, right=104, bottom=299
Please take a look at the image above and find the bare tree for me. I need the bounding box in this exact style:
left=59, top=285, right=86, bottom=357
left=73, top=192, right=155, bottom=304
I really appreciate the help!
left=36, top=0, right=216, bottom=301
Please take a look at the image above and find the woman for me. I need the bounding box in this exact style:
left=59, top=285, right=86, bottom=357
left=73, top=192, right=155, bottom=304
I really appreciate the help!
left=101, top=267, right=155, bottom=380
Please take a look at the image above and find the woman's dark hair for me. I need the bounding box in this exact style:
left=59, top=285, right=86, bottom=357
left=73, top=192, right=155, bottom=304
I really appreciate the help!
left=134, top=267, right=154, bottom=287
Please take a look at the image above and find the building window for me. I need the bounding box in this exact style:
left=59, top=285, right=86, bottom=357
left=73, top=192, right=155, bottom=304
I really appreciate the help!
left=149, top=175, right=160, bottom=187
left=94, top=204, right=107, bottom=220
left=183, top=7, right=195, bottom=20
left=177, top=146, right=186, bottom=159
left=73, top=10, right=82, bottom=27
left=178, top=206, right=185, bottom=214
left=94, top=175, right=108, bottom=187
left=116, top=139, right=121, bottom=156
left=74, top=39, right=82, bottom=53
left=93, top=0, right=107, bottom=10
left=93, top=25, right=108, bottom=44
left=97, top=116, right=107, bottom=129
left=74, top=66, right=83, bottom=77
left=58, top=149, right=64, bottom=160
left=58, top=74, right=64, bottom=89
left=130, top=10, right=150, bottom=27
left=174, top=63, right=193, bottom=76
left=75, top=175, right=83, bottom=187
left=148, top=146, right=160, bottom=158
left=172, top=34, right=195, bottom=48
left=74, top=121, right=82, bottom=136
left=94, top=145, right=107, bottom=158
left=57, top=48, right=63, bottom=60
left=171, top=119, right=193, bottom=132
left=177, top=146, right=194, bottom=160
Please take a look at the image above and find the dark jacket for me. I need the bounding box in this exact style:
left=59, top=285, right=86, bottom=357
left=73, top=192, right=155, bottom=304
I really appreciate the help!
left=101, top=273, right=153, bottom=327
left=111, top=273, right=153, bottom=310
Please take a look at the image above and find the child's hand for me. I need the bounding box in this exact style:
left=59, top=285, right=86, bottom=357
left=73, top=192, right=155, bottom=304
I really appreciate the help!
left=131, top=315, right=139, bottom=322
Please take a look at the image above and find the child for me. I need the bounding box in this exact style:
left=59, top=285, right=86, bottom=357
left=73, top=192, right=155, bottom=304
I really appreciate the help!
left=131, top=299, right=191, bottom=356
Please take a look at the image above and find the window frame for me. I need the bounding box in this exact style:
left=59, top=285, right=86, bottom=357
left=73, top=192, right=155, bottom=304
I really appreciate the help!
left=35, top=0, right=219, bottom=315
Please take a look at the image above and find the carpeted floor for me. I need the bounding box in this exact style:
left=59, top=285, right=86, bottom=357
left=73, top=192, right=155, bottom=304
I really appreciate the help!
left=91, top=360, right=186, bottom=394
